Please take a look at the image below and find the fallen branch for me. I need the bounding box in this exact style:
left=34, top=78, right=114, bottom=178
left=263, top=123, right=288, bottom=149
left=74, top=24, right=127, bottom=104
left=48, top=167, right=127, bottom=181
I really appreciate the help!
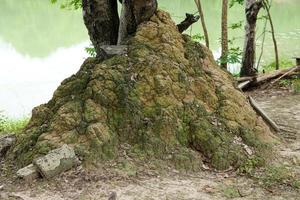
left=248, top=96, right=280, bottom=132
left=266, top=66, right=300, bottom=88
left=236, top=76, right=256, bottom=82
left=254, top=65, right=300, bottom=85
left=238, top=80, right=252, bottom=90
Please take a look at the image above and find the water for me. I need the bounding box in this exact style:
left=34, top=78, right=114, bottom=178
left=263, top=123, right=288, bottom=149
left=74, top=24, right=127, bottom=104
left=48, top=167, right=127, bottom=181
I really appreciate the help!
left=0, top=0, right=299, bottom=117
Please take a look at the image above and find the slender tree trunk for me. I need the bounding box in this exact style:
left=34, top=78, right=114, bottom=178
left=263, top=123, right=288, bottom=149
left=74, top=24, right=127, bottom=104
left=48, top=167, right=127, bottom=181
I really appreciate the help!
left=240, top=0, right=263, bottom=77
left=82, top=0, right=119, bottom=58
left=263, top=0, right=279, bottom=70
left=221, top=0, right=228, bottom=69
left=256, top=17, right=268, bottom=69
left=194, top=0, right=210, bottom=48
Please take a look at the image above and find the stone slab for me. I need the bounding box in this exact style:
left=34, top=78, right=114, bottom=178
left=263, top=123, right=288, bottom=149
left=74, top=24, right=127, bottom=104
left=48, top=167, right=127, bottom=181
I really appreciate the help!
left=16, top=164, right=39, bottom=182
left=33, top=144, right=79, bottom=179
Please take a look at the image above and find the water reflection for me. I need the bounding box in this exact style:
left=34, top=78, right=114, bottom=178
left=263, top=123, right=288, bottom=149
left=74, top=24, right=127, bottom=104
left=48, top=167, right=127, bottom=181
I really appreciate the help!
left=0, top=40, right=88, bottom=117
left=0, top=0, right=88, bottom=58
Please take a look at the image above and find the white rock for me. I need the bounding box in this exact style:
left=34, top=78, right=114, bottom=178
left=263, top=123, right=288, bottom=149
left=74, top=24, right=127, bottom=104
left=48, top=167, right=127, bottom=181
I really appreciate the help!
left=33, top=144, right=79, bottom=179
left=17, top=164, right=39, bottom=182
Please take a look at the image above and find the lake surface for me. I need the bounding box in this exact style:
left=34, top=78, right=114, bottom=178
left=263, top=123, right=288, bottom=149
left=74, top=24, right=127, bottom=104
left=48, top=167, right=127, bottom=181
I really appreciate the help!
left=0, top=0, right=299, bottom=117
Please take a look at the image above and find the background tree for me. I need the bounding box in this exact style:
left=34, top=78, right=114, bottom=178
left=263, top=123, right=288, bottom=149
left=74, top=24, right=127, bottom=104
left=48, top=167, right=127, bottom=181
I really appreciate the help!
left=221, top=0, right=229, bottom=69
left=240, top=0, right=263, bottom=77
left=263, top=0, right=279, bottom=70
left=194, top=0, right=210, bottom=48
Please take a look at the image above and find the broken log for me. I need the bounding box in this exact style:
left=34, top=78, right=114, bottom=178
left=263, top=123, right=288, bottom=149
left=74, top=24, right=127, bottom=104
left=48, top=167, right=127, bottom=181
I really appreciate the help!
left=248, top=96, right=280, bottom=132
left=254, top=65, right=300, bottom=85
left=238, top=80, right=252, bottom=90
left=236, top=76, right=256, bottom=83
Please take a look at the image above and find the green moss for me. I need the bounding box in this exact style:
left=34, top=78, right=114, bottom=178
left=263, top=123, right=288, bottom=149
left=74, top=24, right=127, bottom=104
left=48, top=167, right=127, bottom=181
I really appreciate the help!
left=183, top=35, right=206, bottom=61
left=171, top=149, right=202, bottom=172
left=102, top=55, right=128, bottom=66
left=9, top=10, right=274, bottom=172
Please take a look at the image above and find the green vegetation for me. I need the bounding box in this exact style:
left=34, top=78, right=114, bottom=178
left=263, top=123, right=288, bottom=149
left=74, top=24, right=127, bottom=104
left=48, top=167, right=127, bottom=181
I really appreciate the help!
left=292, top=78, right=300, bottom=93
left=278, top=76, right=300, bottom=93
left=240, top=163, right=300, bottom=190
left=0, top=113, right=29, bottom=134
left=223, top=186, right=240, bottom=198
left=261, top=59, right=294, bottom=73
left=260, top=165, right=300, bottom=189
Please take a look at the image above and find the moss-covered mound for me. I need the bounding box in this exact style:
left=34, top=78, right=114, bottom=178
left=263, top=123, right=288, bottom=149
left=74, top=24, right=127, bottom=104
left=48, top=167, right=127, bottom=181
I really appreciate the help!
left=13, top=11, right=278, bottom=170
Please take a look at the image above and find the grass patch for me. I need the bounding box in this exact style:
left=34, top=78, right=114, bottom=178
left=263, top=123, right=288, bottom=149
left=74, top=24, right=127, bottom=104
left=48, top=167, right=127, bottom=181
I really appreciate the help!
left=261, top=59, right=294, bottom=73
left=260, top=166, right=299, bottom=189
left=0, top=113, right=29, bottom=134
left=278, top=76, right=300, bottom=93
left=244, top=165, right=300, bottom=191
left=292, top=78, right=300, bottom=93
left=223, top=186, right=240, bottom=198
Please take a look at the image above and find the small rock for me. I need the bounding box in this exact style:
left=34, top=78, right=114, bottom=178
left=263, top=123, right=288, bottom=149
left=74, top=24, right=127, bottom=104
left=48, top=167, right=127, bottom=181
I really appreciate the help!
left=17, top=164, right=39, bottom=182
left=0, top=133, right=16, bottom=157
left=108, top=191, right=117, bottom=200
left=33, top=144, right=79, bottom=179
left=100, top=45, right=128, bottom=57
left=238, top=187, right=254, bottom=197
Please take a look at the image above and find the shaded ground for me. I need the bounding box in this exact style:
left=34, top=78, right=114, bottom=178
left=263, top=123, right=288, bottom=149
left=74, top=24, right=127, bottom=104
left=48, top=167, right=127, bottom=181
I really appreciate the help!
left=1, top=89, right=300, bottom=200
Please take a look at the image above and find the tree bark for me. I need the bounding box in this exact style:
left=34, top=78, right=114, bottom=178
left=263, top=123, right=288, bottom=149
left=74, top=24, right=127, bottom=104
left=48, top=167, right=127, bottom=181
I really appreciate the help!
left=240, top=0, right=263, bottom=77
left=194, top=0, right=210, bottom=48
left=118, top=0, right=158, bottom=44
left=221, top=0, right=228, bottom=69
left=82, top=0, right=119, bottom=58
left=118, top=0, right=137, bottom=44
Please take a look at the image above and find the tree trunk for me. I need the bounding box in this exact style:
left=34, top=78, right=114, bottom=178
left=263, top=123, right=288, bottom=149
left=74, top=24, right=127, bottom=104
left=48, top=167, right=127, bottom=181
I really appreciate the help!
left=263, top=0, right=279, bottom=70
left=256, top=15, right=267, bottom=69
left=118, top=0, right=158, bottom=44
left=221, top=0, right=228, bottom=69
left=117, top=0, right=137, bottom=44
left=194, top=0, right=210, bottom=48
left=82, top=0, right=119, bottom=58
left=240, top=0, right=263, bottom=77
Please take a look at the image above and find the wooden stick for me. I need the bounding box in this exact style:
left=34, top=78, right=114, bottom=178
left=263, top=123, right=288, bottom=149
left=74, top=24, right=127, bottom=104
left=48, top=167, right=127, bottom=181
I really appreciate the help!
left=238, top=80, right=251, bottom=90
left=248, top=96, right=280, bottom=132
left=236, top=76, right=256, bottom=82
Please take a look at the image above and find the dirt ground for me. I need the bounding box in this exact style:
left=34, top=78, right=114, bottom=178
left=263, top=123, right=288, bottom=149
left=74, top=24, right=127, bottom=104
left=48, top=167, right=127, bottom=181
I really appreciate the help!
left=1, top=88, right=300, bottom=200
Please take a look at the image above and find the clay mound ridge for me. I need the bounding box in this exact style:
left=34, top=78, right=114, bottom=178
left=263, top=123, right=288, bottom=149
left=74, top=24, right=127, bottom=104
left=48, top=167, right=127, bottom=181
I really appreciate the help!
left=13, top=10, right=277, bottom=170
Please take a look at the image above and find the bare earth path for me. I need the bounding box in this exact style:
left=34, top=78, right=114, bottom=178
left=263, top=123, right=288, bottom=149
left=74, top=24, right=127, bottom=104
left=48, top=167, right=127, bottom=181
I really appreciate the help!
left=254, top=94, right=300, bottom=142
left=1, top=92, right=300, bottom=200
